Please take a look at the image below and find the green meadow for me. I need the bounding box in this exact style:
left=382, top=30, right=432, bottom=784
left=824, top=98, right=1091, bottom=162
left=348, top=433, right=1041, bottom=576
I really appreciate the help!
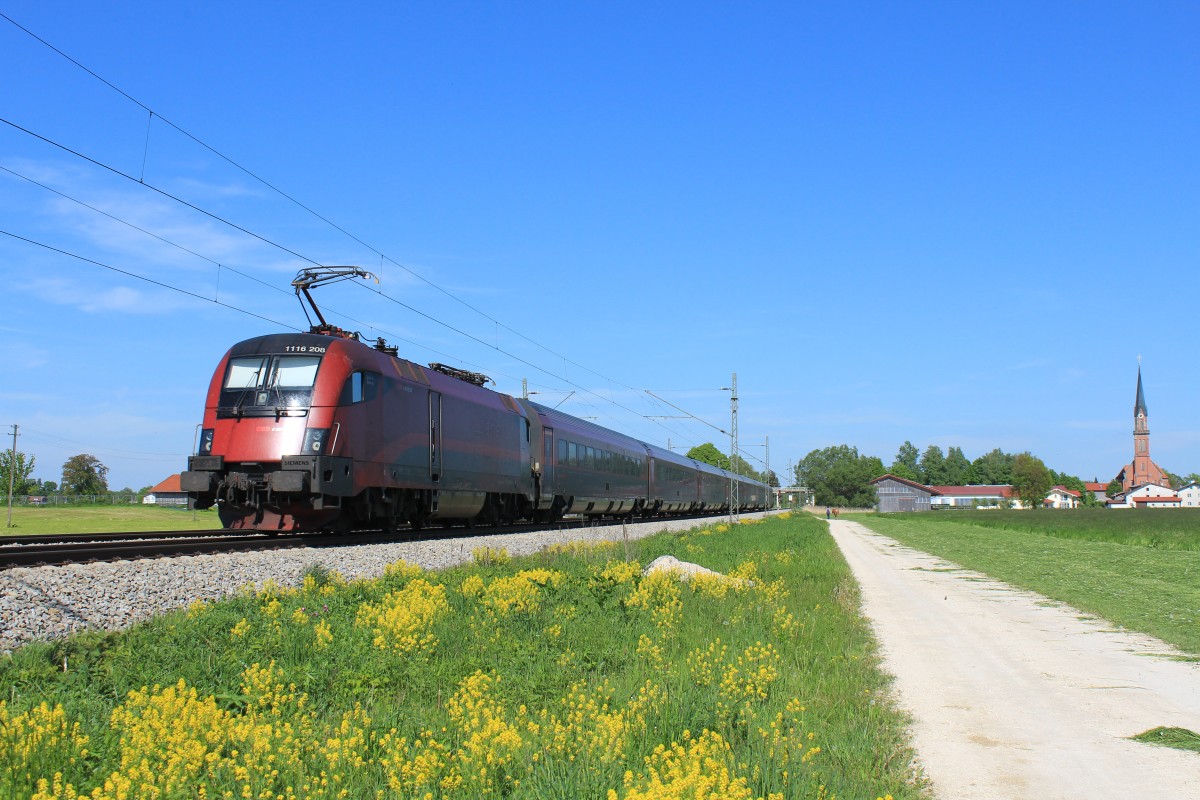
left=1, top=504, right=223, bottom=536
left=1, top=513, right=919, bottom=800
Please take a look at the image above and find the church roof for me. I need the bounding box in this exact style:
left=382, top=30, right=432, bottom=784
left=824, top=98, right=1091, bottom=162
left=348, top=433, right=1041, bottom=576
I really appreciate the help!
left=1134, top=366, right=1148, bottom=417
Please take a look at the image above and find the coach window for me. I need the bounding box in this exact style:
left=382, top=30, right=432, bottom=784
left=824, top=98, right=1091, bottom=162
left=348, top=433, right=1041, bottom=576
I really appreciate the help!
left=567, top=442, right=577, bottom=466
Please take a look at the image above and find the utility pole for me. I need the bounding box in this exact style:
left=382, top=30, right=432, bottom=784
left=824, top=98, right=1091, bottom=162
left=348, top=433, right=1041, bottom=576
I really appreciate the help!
left=6, top=424, right=17, bottom=528
left=721, top=373, right=738, bottom=521
left=765, top=435, right=771, bottom=510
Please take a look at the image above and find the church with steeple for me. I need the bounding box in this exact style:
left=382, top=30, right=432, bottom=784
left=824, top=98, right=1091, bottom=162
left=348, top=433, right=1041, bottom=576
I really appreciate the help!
left=1113, top=363, right=1170, bottom=493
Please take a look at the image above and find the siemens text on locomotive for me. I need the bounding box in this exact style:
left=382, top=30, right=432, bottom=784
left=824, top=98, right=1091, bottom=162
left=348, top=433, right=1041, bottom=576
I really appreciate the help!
left=182, top=327, right=768, bottom=532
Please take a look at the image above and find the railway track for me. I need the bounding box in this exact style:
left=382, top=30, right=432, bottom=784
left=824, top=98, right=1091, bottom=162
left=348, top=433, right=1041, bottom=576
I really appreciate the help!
left=0, top=528, right=484, bottom=570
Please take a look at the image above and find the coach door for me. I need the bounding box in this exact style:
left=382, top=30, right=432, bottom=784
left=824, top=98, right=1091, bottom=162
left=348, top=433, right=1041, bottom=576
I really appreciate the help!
left=541, top=428, right=555, bottom=505
left=429, top=391, right=442, bottom=482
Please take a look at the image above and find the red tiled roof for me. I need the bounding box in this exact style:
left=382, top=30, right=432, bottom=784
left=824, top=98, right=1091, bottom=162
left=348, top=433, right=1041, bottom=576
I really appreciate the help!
left=1084, top=483, right=1108, bottom=492
left=1051, top=486, right=1081, bottom=498
left=928, top=485, right=1013, bottom=498
left=1131, top=495, right=1180, bottom=504
left=149, top=474, right=183, bottom=494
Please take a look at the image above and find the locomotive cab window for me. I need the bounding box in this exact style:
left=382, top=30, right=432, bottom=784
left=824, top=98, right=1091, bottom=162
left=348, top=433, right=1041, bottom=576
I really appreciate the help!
left=218, top=353, right=322, bottom=417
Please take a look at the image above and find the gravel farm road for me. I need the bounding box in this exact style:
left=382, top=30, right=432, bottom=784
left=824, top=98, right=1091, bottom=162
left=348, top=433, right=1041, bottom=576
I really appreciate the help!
left=829, top=518, right=1200, bottom=800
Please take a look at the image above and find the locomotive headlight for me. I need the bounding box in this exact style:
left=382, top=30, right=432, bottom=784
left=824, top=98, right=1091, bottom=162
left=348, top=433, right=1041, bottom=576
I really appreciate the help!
left=301, top=428, right=330, bottom=454
left=198, top=428, right=215, bottom=454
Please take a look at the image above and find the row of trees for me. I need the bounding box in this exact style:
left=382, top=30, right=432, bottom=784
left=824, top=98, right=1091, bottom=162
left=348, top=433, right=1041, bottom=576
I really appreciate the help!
left=791, top=440, right=1194, bottom=509
left=2, top=451, right=118, bottom=497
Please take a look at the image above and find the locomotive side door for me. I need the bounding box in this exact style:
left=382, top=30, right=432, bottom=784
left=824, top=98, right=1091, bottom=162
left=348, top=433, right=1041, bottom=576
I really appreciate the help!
left=429, top=391, right=442, bottom=482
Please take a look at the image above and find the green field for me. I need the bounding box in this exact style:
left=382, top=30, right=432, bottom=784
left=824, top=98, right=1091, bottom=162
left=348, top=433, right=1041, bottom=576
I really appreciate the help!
left=1, top=504, right=223, bottom=535
left=0, top=514, right=921, bottom=800
left=859, top=511, right=1200, bottom=657
left=917, top=508, right=1200, bottom=550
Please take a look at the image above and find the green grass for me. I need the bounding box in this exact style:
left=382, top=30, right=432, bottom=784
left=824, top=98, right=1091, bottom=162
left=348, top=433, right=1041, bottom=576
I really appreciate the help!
left=1, top=504, right=222, bottom=535
left=860, top=514, right=1200, bottom=657
left=921, top=508, right=1200, bottom=551
left=0, top=514, right=922, bottom=799
left=1130, top=726, right=1200, bottom=752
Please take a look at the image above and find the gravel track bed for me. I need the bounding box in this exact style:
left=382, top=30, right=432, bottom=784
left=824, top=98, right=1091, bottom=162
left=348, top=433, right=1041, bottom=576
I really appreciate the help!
left=1, top=514, right=758, bottom=654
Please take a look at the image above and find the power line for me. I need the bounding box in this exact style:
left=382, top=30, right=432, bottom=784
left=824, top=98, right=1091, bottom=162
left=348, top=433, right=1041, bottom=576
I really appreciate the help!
left=0, top=12, right=641, bottom=393
left=0, top=228, right=301, bottom=330
left=0, top=14, right=743, bottom=449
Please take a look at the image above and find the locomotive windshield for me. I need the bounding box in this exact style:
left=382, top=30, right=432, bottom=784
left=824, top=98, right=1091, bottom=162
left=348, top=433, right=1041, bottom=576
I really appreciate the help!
left=218, top=354, right=322, bottom=417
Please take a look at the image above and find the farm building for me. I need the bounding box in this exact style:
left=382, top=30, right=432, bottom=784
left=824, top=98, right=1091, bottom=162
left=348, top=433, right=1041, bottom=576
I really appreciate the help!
left=870, top=474, right=939, bottom=512
left=1179, top=482, right=1200, bottom=508
left=143, top=474, right=188, bottom=507
left=928, top=485, right=1023, bottom=509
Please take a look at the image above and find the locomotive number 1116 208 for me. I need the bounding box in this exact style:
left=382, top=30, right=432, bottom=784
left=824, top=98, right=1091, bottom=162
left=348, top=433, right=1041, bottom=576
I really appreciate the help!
left=284, top=345, right=326, bottom=353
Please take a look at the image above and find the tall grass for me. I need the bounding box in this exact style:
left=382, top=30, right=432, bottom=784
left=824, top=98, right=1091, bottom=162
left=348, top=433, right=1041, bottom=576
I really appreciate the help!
left=921, top=508, right=1200, bottom=550
left=861, top=514, right=1200, bottom=656
left=1, top=514, right=918, bottom=800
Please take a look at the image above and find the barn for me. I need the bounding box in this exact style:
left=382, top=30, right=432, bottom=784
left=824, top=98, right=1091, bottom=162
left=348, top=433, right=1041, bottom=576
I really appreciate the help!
left=870, top=474, right=939, bottom=512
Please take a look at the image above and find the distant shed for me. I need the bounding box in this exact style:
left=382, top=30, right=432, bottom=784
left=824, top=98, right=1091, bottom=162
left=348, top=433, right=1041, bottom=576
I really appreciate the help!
left=870, top=474, right=939, bottom=513
left=144, top=474, right=188, bottom=507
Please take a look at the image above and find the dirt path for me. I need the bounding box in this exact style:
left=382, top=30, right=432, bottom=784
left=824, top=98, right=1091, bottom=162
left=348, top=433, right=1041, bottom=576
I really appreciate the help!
left=829, top=518, right=1200, bottom=800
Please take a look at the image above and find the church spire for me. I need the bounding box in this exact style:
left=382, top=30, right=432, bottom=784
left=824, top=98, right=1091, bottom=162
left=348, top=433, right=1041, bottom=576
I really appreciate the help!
left=1134, top=362, right=1148, bottom=419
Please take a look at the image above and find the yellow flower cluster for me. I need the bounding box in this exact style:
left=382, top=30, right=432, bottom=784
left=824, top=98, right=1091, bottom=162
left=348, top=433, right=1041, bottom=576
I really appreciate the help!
left=540, top=678, right=664, bottom=767
left=596, top=560, right=641, bottom=586
left=383, top=558, right=424, bottom=580
left=471, top=546, right=511, bottom=566
left=478, top=569, right=565, bottom=616
left=355, top=577, right=450, bottom=653
left=624, top=570, right=683, bottom=632
left=718, top=642, right=782, bottom=708
left=1, top=701, right=89, bottom=797
left=543, top=539, right=617, bottom=559
left=608, top=730, right=781, bottom=800
left=30, top=663, right=379, bottom=800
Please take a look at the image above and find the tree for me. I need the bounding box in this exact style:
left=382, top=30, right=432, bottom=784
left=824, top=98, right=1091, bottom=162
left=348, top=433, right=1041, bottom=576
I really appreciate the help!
left=1011, top=453, right=1054, bottom=509
left=944, top=447, right=971, bottom=485
left=61, top=454, right=109, bottom=496
left=918, top=445, right=947, bottom=486
left=686, top=443, right=729, bottom=471
left=795, top=445, right=885, bottom=508
left=891, top=441, right=920, bottom=480
left=968, top=449, right=1015, bottom=485
left=1, top=450, right=37, bottom=496
left=1105, top=478, right=1124, bottom=498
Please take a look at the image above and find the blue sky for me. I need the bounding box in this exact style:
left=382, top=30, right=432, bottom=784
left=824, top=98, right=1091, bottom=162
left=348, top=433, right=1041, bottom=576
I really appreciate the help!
left=1, top=2, right=1196, bottom=491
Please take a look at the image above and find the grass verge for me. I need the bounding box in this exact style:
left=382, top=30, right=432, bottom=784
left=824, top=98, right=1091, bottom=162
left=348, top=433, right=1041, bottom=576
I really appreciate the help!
left=0, top=513, right=918, bottom=799
left=859, top=514, right=1200, bottom=657
left=1, top=505, right=222, bottom=536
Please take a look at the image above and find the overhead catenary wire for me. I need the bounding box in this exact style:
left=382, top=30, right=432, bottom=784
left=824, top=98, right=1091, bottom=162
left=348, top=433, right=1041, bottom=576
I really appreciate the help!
left=1, top=14, right=743, bottom=452
left=0, top=11, right=641, bottom=393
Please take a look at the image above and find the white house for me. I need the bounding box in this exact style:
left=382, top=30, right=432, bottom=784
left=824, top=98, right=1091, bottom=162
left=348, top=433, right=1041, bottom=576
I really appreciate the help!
left=1177, top=481, right=1200, bottom=508
left=1109, top=482, right=1180, bottom=509
left=1044, top=486, right=1081, bottom=509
